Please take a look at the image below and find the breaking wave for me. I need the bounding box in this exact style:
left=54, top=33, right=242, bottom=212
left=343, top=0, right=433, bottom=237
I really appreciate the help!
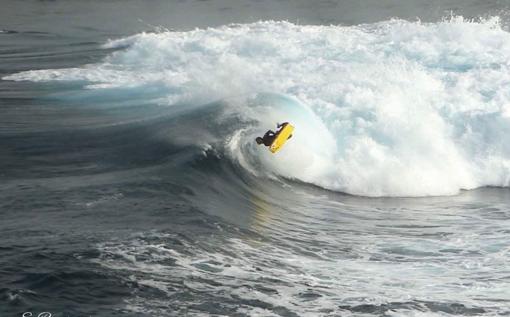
left=5, top=17, right=510, bottom=196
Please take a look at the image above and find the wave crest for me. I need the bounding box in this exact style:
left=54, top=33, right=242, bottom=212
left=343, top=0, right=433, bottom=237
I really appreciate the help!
left=4, top=18, right=510, bottom=196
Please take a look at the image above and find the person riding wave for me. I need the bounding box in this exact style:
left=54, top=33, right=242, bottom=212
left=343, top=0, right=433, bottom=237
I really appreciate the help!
left=255, top=122, right=292, bottom=146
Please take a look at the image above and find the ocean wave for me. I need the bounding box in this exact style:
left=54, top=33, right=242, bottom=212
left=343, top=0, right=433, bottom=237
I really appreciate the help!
left=4, top=17, right=510, bottom=197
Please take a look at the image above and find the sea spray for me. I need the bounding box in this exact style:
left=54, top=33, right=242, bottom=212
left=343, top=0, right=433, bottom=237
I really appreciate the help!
left=4, top=18, right=510, bottom=196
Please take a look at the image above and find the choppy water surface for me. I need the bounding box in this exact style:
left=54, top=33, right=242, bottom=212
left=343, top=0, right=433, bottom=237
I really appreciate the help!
left=1, top=1, right=510, bottom=316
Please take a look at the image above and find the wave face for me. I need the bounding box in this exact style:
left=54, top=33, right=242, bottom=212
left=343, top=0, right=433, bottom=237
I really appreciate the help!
left=5, top=17, right=510, bottom=197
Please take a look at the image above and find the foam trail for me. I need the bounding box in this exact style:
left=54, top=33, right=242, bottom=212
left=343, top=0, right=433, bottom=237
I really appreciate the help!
left=4, top=17, right=510, bottom=196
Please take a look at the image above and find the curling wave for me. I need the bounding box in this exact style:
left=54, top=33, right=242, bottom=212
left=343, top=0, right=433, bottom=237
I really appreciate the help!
left=4, top=17, right=510, bottom=196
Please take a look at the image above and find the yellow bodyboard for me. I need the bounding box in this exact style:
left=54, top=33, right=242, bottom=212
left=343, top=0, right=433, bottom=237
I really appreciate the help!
left=269, top=124, right=294, bottom=153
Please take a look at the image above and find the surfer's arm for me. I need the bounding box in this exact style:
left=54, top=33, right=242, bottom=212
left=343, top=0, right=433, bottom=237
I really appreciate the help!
left=276, top=122, right=288, bottom=129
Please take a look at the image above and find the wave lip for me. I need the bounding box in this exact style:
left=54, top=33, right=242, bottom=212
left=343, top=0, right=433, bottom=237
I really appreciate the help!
left=4, top=18, right=510, bottom=197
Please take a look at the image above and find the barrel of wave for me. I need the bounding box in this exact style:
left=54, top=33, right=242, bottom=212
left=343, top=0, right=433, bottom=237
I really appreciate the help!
left=245, top=93, right=337, bottom=182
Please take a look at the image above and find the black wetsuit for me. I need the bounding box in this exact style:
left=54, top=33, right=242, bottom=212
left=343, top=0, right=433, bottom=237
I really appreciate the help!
left=260, top=122, right=290, bottom=146
left=262, top=130, right=276, bottom=146
left=262, top=122, right=292, bottom=146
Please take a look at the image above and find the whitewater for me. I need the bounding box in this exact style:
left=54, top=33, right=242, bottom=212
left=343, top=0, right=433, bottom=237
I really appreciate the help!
left=2, top=6, right=510, bottom=316
left=5, top=17, right=510, bottom=197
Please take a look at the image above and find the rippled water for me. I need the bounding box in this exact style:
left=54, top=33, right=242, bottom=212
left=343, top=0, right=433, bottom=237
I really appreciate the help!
left=1, top=1, right=510, bottom=316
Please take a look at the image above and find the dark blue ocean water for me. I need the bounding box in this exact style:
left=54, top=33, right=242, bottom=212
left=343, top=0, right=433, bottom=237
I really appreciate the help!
left=1, top=1, right=510, bottom=316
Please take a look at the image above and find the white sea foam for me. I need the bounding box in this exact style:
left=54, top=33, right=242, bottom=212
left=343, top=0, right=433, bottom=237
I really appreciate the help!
left=5, top=18, right=510, bottom=196
left=95, top=206, right=510, bottom=316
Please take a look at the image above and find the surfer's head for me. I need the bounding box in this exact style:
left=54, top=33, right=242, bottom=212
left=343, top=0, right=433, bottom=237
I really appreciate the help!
left=255, top=137, right=263, bottom=145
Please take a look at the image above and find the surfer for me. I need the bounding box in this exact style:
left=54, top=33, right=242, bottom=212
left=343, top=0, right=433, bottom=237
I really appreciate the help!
left=255, top=122, right=292, bottom=146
